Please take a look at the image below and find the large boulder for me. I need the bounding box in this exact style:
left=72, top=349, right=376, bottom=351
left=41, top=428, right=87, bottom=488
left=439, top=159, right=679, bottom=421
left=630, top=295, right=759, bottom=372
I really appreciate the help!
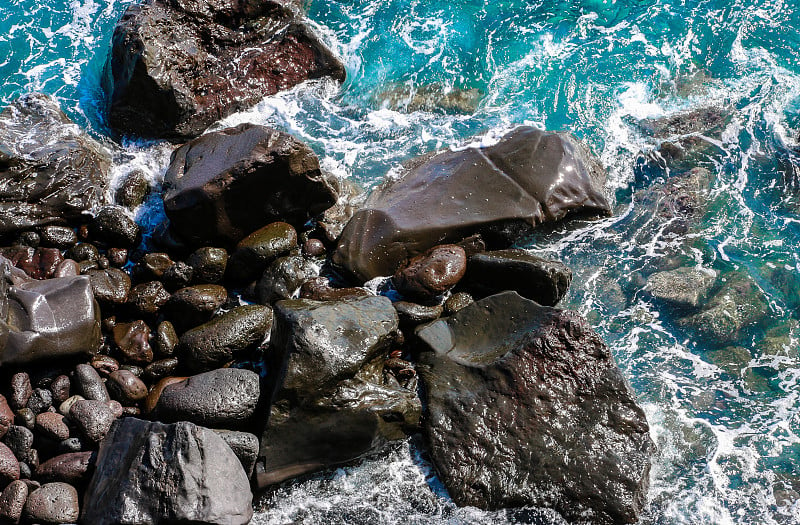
left=163, top=124, right=338, bottom=246
left=416, top=291, right=653, bottom=524
left=0, top=93, right=110, bottom=234
left=0, top=256, right=101, bottom=365
left=106, top=0, right=345, bottom=141
left=82, top=417, right=252, bottom=525
left=333, top=127, right=611, bottom=282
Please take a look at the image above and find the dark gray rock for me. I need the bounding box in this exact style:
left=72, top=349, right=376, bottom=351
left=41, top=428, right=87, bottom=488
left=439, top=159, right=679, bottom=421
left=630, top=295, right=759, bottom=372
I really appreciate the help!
left=74, top=364, right=110, bottom=402
left=38, top=226, right=77, bottom=249
left=334, top=127, right=611, bottom=282
left=163, top=125, right=338, bottom=246
left=89, top=205, right=140, bottom=247
left=644, top=267, right=717, bottom=310
left=162, top=261, right=193, bottom=291
left=68, top=400, right=116, bottom=443
left=68, top=242, right=99, bottom=263
left=394, top=301, right=443, bottom=326
left=298, top=277, right=370, bottom=302
left=48, top=375, right=71, bottom=405
left=106, top=0, right=344, bottom=141
left=163, top=284, right=227, bottom=332
left=82, top=418, right=252, bottom=524
left=87, top=267, right=131, bottom=305
left=443, top=292, right=473, bottom=315
left=463, top=249, right=572, bottom=306
left=1, top=427, right=31, bottom=465
left=256, top=255, right=318, bottom=305
left=127, top=281, right=170, bottom=316
left=155, top=320, right=178, bottom=356
left=186, top=247, right=228, bottom=284
left=23, top=482, right=79, bottom=523
left=416, top=291, right=653, bottom=524
left=177, top=305, right=272, bottom=373
left=0, top=93, right=110, bottom=234
left=211, top=429, right=258, bottom=478
left=227, top=222, right=298, bottom=282
left=155, top=368, right=260, bottom=427
left=393, top=244, right=466, bottom=301
left=114, top=170, right=150, bottom=209
left=0, top=480, right=27, bottom=523
left=143, top=358, right=179, bottom=383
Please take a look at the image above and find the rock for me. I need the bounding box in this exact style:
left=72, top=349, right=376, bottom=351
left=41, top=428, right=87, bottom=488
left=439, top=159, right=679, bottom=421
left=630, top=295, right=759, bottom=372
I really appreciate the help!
left=155, top=368, right=260, bottom=427
left=298, top=277, right=370, bottom=301
left=634, top=106, right=730, bottom=137
left=15, top=232, right=39, bottom=248
left=74, top=364, right=110, bottom=402
left=53, top=259, right=79, bottom=278
left=48, top=376, right=70, bottom=405
left=127, top=281, right=170, bottom=316
left=0, top=246, right=64, bottom=280
left=0, top=442, right=20, bottom=485
left=27, top=389, right=52, bottom=413
left=143, top=358, right=179, bottom=383
left=0, top=480, right=27, bottom=523
left=68, top=400, right=115, bottom=443
left=155, top=321, right=178, bottom=356
left=416, top=292, right=653, bottom=523
left=9, top=374, right=31, bottom=411
left=58, top=437, right=84, bottom=454
left=317, top=177, right=365, bottom=244
left=211, top=430, right=258, bottom=478
left=57, top=396, right=84, bottom=418
left=256, top=255, right=318, bottom=305
left=163, top=125, right=338, bottom=245
left=106, top=0, right=344, bottom=141
left=114, top=170, right=150, bottom=208
left=302, top=238, right=326, bottom=257
left=68, top=242, right=99, bottom=263
left=38, top=226, right=77, bottom=249
left=82, top=418, right=252, bottom=524
left=394, top=301, right=443, bottom=326
left=163, top=284, right=228, bottom=332
left=23, top=482, right=79, bottom=524
left=14, top=409, right=34, bottom=431
left=89, top=206, right=140, bottom=247
left=393, top=245, right=466, bottom=301
left=334, top=127, right=611, bottom=282
left=90, top=355, right=119, bottom=377
left=377, top=83, right=483, bottom=114
left=107, top=370, right=148, bottom=405
left=443, top=292, right=473, bottom=315
left=162, top=261, right=193, bottom=291
left=177, top=305, right=272, bottom=373
left=34, top=413, right=70, bottom=442
left=227, top=222, right=298, bottom=282
left=87, top=267, right=131, bottom=305
left=135, top=252, right=174, bottom=280
left=463, top=249, right=572, bottom=306
left=0, top=258, right=101, bottom=365
left=0, top=396, right=13, bottom=439
left=1, top=427, right=30, bottom=465
left=35, top=452, right=94, bottom=486
left=644, top=266, right=717, bottom=310
left=107, top=247, right=128, bottom=267
left=186, top=247, right=228, bottom=284
left=0, top=93, right=109, bottom=234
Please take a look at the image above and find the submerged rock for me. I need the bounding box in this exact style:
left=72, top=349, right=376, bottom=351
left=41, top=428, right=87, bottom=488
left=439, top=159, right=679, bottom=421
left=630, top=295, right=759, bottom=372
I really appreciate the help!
left=82, top=417, right=252, bottom=524
left=416, top=291, right=653, bottom=524
left=163, top=124, right=338, bottom=246
left=334, top=126, right=611, bottom=282
left=377, top=83, right=483, bottom=114
left=0, top=93, right=110, bottom=235
left=644, top=266, right=717, bottom=310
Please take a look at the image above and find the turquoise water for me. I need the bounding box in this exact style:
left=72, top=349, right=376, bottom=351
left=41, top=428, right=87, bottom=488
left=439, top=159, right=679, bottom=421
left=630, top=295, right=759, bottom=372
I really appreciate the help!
left=3, top=0, right=800, bottom=523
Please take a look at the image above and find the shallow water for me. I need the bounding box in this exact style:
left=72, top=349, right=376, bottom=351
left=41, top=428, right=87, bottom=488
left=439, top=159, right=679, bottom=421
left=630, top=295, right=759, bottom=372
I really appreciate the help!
left=3, top=0, right=800, bottom=523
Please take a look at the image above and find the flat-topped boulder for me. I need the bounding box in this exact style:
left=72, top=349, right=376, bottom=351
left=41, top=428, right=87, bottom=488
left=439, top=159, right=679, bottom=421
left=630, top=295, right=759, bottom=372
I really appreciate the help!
left=333, top=126, right=611, bottom=282
left=106, top=0, right=345, bottom=140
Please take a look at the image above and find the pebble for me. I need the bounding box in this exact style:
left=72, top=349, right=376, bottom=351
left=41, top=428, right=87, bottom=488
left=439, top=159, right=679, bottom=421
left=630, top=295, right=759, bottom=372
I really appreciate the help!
left=128, top=281, right=170, bottom=316
left=187, top=247, right=228, bottom=283
left=53, top=258, right=80, bottom=278
left=90, top=355, right=120, bottom=377
left=68, top=242, right=99, bottom=263
left=90, top=205, right=140, bottom=247
left=107, top=370, right=148, bottom=405
left=87, top=267, right=131, bottom=305
left=394, top=301, right=444, bottom=325
left=303, top=238, right=326, bottom=257
left=23, top=482, right=80, bottom=524
left=143, top=358, right=180, bottom=382
left=9, top=373, right=32, bottom=412
left=164, top=284, right=227, bottom=331
left=38, top=225, right=77, bottom=249
left=2, top=426, right=32, bottom=463
left=107, top=247, right=128, bottom=267
left=14, top=409, right=34, bottom=431
left=35, top=413, right=70, bottom=442
left=0, top=396, right=14, bottom=439
left=58, top=396, right=84, bottom=418
left=35, top=452, right=94, bottom=485
left=48, top=376, right=71, bottom=405
left=112, top=320, right=154, bottom=365
left=74, top=364, right=110, bottom=402
left=299, top=277, right=370, bottom=301
left=162, top=261, right=193, bottom=290
left=393, top=244, right=467, bottom=300
left=68, top=400, right=116, bottom=443
left=0, top=442, right=20, bottom=485
left=58, top=438, right=84, bottom=454
left=26, top=389, right=52, bottom=415
left=0, top=480, right=28, bottom=523
left=155, top=321, right=178, bottom=356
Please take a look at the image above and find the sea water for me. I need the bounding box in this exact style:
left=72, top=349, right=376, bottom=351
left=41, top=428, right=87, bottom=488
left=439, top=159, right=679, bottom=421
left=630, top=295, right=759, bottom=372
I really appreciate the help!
left=2, top=0, right=800, bottom=523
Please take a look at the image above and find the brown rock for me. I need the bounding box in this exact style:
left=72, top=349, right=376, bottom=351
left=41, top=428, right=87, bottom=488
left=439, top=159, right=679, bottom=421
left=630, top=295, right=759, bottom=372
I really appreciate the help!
left=23, top=482, right=79, bottom=523
left=143, top=377, right=187, bottom=414
left=106, top=371, right=148, bottom=405
left=9, top=374, right=31, bottom=412
left=35, top=452, right=94, bottom=485
left=155, top=321, right=178, bottom=356
left=90, top=355, right=120, bottom=377
left=34, top=413, right=70, bottom=442
left=127, top=281, right=170, bottom=316
left=48, top=376, right=71, bottom=405
left=393, top=244, right=467, bottom=300
left=298, top=277, right=370, bottom=301
left=0, top=479, right=27, bottom=523
left=112, top=320, right=153, bottom=365
left=0, top=442, right=20, bottom=485
left=0, top=396, right=13, bottom=439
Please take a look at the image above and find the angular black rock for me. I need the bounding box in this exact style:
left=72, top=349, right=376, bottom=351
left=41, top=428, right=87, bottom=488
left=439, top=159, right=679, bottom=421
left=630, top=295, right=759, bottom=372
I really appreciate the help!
left=82, top=417, right=252, bottom=525
left=416, top=291, right=653, bottom=524
left=333, top=126, right=611, bottom=282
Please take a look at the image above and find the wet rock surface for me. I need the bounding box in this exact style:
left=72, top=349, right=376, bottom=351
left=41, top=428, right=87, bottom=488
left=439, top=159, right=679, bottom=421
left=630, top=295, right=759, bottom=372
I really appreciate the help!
left=416, top=291, right=653, bottom=524
left=393, top=244, right=466, bottom=301
left=227, top=222, right=298, bottom=282
left=256, top=255, right=318, bottom=305
left=82, top=417, right=252, bottom=525
left=644, top=266, right=717, bottom=310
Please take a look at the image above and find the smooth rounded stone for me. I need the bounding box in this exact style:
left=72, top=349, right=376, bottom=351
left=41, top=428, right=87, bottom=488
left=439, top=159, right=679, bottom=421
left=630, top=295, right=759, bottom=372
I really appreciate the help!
left=187, top=247, right=228, bottom=284
left=89, top=205, right=140, bottom=247
left=165, top=125, right=338, bottom=246
left=303, top=238, right=326, bottom=257
left=0, top=93, right=110, bottom=235
left=334, top=127, right=611, bottom=282
left=112, top=320, right=153, bottom=365
left=74, top=364, right=109, bottom=402
left=162, top=261, right=193, bottom=291
left=415, top=292, right=653, bottom=523
left=393, top=245, right=467, bottom=301
left=127, top=281, right=170, bottom=316
left=155, top=368, right=260, bottom=427
left=14, top=409, right=35, bottom=431
left=26, top=389, right=52, bottom=415
left=90, top=355, right=119, bottom=377
left=163, top=284, right=228, bottom=332
left=68, top=242, right=98, bottom=263
left=644, top=266, right=717, bottom=310
left=107, top=0, right=344, bottom=140
left=256, top=256, right=318, bottom=305
left=177, top=305, right=272, bottom=373
left=135, top=252, right=174, bottom=280
left=68, top=400, right=116, bottom=443
left=34, top=413, right=69, bottom=442
left=394, top=301, right=443, bottom=326
left=0, top=442, right=20, bottom=485
left=38, top=226, right=77, bottom=249
left=82, top=418, right=252, bottom=524
left=227, top=222, right=298, bottom=282
left=143, top=377, right=186, bottom=415
left=53, top=259, right=79, bottom=278
left=23, top=482, right=79, bottom=524
left=0, top=396, right=13, bottom=439
left=9, top=374, right=31, bottom=411
left=106, top=371, right=148, bottom=405
left=35, top=452, right=94, bottom=485
left=463, top=249, right=573, bottom=306
left=143, top=358, right=179, bottom=382
left=115, top=170, right=150, bottom=208
left=298, top=277, right=370, bottom=301
left=58, top=396, right=84, bottom=418
left=79, top=260, right=99, bottom=274
left=58, top=438, right=84, bottom=454
left=211, top=430, right=259, bottom=478
left=2, top=427, right=31, bottom=466
left=48, top=376, right=70, bottom=405
left=120, top=364, right=144, bottom=377
left=444, top=292, right=473, bottom=315
left=107, top=247, right=128, bottom=267
left=155, top=321, right=178, bottom=356
left=0, top=480, right=28, bottom=523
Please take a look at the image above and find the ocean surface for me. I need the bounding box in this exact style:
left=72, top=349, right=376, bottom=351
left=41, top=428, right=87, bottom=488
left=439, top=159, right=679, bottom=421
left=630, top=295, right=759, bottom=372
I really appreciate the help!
left=2, top=0, right=800, bottom=523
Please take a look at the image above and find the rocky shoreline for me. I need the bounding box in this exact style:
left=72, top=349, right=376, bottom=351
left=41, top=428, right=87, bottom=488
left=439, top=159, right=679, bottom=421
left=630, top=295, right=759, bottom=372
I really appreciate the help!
left=0, top=0, right=656, bottom=524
